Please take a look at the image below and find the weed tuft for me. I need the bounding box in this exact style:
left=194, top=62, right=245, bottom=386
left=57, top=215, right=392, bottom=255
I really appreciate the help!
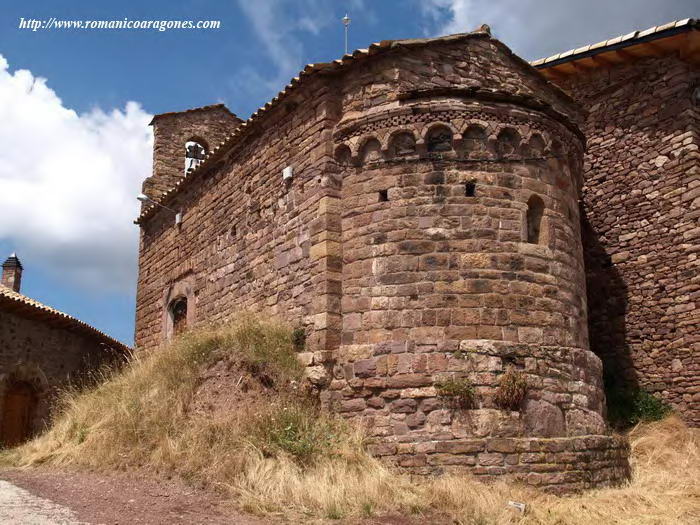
left=494, top=367, right=528, bottom=410
left=434, top=376, right=475, bottom=408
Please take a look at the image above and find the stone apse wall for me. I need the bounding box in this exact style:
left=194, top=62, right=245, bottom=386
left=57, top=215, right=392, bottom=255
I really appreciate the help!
left=0, top=310, right=121, bottom=441
left=557, top=55, right=700, bottom=425
left=135, top=31, right=629, bottom=492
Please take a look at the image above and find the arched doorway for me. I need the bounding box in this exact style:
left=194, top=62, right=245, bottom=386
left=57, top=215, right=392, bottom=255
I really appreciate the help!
left=1, top=380, right=36, bottom=447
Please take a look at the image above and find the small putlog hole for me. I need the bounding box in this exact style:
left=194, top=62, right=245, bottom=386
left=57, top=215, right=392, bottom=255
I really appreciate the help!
left=465, top=180, right=476, bottom=197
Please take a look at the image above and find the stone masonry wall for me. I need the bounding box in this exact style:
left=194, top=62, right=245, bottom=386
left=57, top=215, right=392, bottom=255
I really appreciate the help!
left=135, top=32, right=630, bottom=491
left=135, top=75, right=341, bottom=357
left=557, top=55, right=700, bottom=425
left=0, top=310, right=120, bottom=440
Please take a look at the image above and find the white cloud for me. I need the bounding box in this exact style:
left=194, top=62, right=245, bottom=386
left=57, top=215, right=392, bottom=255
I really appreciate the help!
left=419, top=0, right=474, bottom=36
left=233, top=0, right=337, bottom=98
left=0, top=55, right=152, bottom=294
left=420, top=0, right=699, bottom=60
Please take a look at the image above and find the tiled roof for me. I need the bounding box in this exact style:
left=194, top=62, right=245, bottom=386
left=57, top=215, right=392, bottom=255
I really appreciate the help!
left=136, top=25, right=571, bottom=224
left=532, top=18, right=698, bottom=68
left=0, top=286, right=130, bottom=353
left=148, top=103, right=240, bottom=126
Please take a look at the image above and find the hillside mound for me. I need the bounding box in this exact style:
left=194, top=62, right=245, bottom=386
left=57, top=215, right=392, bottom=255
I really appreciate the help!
left=2, top=318, right=698, bottom=523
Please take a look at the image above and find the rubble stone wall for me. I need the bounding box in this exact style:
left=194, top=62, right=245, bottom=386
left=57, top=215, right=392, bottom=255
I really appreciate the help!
left=558, top=55, right=700, bottom=425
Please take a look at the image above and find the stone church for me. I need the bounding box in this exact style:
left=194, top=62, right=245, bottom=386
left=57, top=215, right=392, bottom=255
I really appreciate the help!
left=0, top=255, right=126, bottom=447
left=134, top=20, right=699, bottom=492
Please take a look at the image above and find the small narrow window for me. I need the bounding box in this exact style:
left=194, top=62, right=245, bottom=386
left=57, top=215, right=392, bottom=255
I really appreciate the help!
left=465, top=180, right=476, bottom=197
left=378, top=189, right=389, bottom=202
left=526, top=195, right=545, bottom=244
left=185, top=141, right=207, bottom=174
left=170, top=297, right=188, bottom=336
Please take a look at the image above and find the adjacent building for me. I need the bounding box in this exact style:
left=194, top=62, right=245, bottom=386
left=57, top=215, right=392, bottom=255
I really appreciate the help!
left=534, top=18, right=700, bottom=425
left=0, top=254, right=127, bottom=447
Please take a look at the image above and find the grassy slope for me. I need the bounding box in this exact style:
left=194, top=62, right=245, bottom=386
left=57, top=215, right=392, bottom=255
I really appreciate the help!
left=2, top=318, right=698, bottom=524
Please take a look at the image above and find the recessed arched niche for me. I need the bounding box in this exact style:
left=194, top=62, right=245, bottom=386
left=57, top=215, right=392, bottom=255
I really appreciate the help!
left=526, top=133, right=546, bottom=158
left=388, top=131, right=416, bottom=157
left=550, top=139, right=564, bottom=158
left=496, top=128, right=520, bottom=157
left=463, top=125, right=487, bottom=157
left=426, top=125, right=453, bottom=153
left=360, top=138, right=382, bottom=163
left=334, top=144, right=352, bottom=166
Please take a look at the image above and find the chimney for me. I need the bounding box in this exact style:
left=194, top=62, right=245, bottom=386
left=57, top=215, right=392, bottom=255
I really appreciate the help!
left=1, top=253, right=23, bottom=292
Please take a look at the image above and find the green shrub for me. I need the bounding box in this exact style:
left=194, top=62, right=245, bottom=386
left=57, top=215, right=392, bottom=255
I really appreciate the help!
left=248, top=401, right=345, bottom=465
left=291, top=327, right=307, bottom=350
left=434, top=377, right=475, bottom=408
left=606, top=387, right=672, bottom=428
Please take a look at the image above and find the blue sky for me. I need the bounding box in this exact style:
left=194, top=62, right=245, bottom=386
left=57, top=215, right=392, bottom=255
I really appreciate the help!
left=0, top=0, right=696, bottom=345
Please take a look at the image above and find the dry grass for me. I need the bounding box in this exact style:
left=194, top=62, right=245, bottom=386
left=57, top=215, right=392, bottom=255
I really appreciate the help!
left=2, top=318, right=699, bottom=524
left=494, top=367, right=528, bottom=410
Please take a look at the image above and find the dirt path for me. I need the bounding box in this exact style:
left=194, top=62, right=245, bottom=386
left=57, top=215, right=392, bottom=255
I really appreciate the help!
left=0, top=468, right=440, bottom=525
left=0, top=479, right=82, bottom=524
left=0, top=469, right=263, bottom=525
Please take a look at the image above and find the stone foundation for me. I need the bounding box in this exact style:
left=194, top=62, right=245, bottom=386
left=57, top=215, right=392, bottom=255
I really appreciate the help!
left=324, top=339, right=630, bottom=492
left=371, top=434, right=629, bottom=494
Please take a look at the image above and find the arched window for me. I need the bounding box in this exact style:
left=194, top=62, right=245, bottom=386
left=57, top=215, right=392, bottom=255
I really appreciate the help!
left=170, top=297, right=188, bottom=336
left=1, top=380, right=36, bottom=447
left=184, top=140, right=207, bottom=174
left=526, top=195, right=545, bottom=244
left=426, top=125, right=453, bottom=152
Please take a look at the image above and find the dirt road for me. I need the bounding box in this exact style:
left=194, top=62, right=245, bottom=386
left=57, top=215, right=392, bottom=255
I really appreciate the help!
left=0, top=479, right=81, bottom=524
left=0, top=469, right=260, bottom=524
